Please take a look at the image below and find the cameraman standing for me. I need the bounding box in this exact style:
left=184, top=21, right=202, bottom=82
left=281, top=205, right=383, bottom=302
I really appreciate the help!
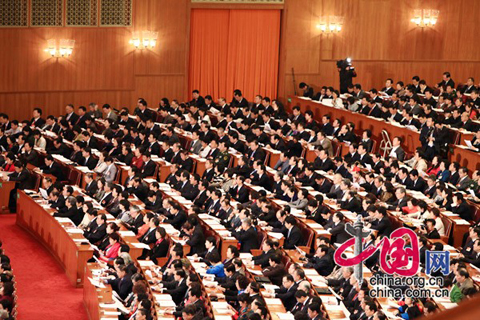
left=338, top=59, right=357, bottom=94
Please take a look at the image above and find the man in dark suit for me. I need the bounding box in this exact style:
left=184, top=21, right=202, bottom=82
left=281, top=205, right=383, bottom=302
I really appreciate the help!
left=48, top=191, right=66, bottom=211
left=423, top=219, right=441, bottom=240
left=262, top=254, right=287, bottom=287
left=370, top=207, right=392, bottom=237
left=250, top=165, right=272, bottom=191
left=388, top=187, right=408, bottom=211
left=304, top=245, right=334, bottom=276
left=22, top=141, right=41, bottom=167
left=184, top=223, right=206, bottom=256
left=247, top=140, right=266, bottom=165
left=51, top=138, right=72, bottom=158
left=41, top=155, right=64, bottom=181
left=145, top=191, right=163, bottom=212
left=84, top=173, right=97, bottom=197
left=31, top=108, right=46, bottom=128
left=162, top=203, right=187, bottom=230
left=107, top=265, right=133, bottom=300
left=232, top=218, right=259, bottom=253
left=190, top=90, right=205, bottom=107
left=314, top=149, right=335, bottom=171
left=273, top=274, right=298, bottom=311
left=328, top=212, right=351, bottom=244
left=409, top=170, right=427, bottom=192
left=126, top=206, right=145, bottom=234
left=283, top=216, right=303, bottom=249
left=299, top=82, right=314, bottom=98
left=140, top=152, right=157, bottom=178
left=139, top=217, right=159, bottom=245
left=7, top=161, right=32, bottom=212
left=65, top=104, right=79, bottom=127
left=84, top=214, right=107, bottom=243
left=193, top=180, right=209, bottom=209
left=252, top=239, right=277, bottom=269
left=53, top=196, right=83, bottom=226
left=340, top=192, right=363, bottom=214
left=197, top=237, right=220, bottom=265
left=357, top=144, right=374, bottom=167
left=291, top=290, right=313, bottom=315
left=201, top=160, right=215, bottom=182
left=461, top=239, right=480, bottom=268
left=452, top=193, right=472, bottom=221
left=389, top=136, right=405, bottom=162
left=82, top=147, right=98, bottom=170
left=162, top=269, right=188, bottom=305
left=229, top=176, right=250, bottom=204
left=206, top=190, right=222, bottom=216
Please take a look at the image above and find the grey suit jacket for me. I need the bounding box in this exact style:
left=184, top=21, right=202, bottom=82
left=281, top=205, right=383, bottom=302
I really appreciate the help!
left=103, top=164, right=117, bottom=183
left=310, top=139, right=333, bottom=156
left=190, top=140, right=202, bottom=155
left=456, top=177, right=472, bottom=191
left=274, top=159, right=290, bottom=173
left=106, top=111, right=118, bottom=122
left=289, top=198, right=308, bottom=209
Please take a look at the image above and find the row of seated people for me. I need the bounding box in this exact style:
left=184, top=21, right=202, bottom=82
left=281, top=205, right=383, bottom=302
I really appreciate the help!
left=94, top=250, right=157, bottom=320
left=0, top=240, right=15, bottom=320
left=0, top=107, right=478, bottom=261
left=0, top=88, right=479, bottom=316
left=300, top=72, right=479, bottom=123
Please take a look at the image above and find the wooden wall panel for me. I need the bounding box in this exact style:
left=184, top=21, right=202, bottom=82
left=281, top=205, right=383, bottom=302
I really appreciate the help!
left=134, top=75, right=186, bottom=108
left=278, top=0, right=480, bottom=98
left=2, top=0, right=480, bottom=120
left=0, top=0, right=190, bottom=120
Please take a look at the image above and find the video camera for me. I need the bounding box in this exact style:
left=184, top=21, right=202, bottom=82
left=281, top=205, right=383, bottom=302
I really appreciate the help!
left=337, top=57, right=353, bottom=70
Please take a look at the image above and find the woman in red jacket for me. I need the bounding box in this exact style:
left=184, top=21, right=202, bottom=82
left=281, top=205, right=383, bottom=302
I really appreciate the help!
left=1, top=153, right=16, bottom=172
left=130, top=148, right=144, bottom=170
left=99, top=233, right=121, bottom=262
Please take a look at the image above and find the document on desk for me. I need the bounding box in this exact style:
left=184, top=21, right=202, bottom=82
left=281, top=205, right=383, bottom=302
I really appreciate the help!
left=211, top=301, right=230, bottom=309
left=66, top=228, right=84, bottom=234
left=55, top=217, right=74, bottom=224
left=118, top=230, right=136, bottom=237
left=275, top=313, right=295, bottom=320
left=138, top=260, right=156, bottom=267
left=88, top=277, right=105, bottom=288
left=247, top=268, right=263, bottom=275
left=131, top=242, right=151, bottom=249
left=328, top=287, right=342, bottom=300
left=264, top=298, right=283, bottom=305
left=239, top=253, right=253, bottom=259
left=262, top=284, right=280, bottom=291
left=268, top=232, right=284, bottom=240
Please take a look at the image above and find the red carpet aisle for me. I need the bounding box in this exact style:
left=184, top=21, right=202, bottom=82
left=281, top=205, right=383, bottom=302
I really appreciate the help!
left=0, top=214, right=88, bottom=320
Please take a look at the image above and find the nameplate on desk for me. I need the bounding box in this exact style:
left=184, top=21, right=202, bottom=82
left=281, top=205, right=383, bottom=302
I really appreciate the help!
left=268, top=232, right=283, bottom=240
left=264, top=298, right=283, bottom=305
left=66, top=228, right=84, bottom=234
left=137, top=260, right=156, bottom=267
left=131, top=242, right=151, bottom=249
left=118, top=230, right=136, bottom=237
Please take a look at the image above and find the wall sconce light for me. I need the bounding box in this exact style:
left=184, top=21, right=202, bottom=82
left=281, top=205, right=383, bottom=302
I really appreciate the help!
left=45, top=39, right=75, bottom=57
left=130, top=31, right=158, bottom=49
left=59, top=39, right=75, bottom=57
left=411, top=9, right=439, bottom=27
left=316, top=16, right=344, bottom=33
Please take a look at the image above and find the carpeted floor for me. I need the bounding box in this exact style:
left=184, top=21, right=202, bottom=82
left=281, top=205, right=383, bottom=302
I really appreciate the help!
left=0, top=214, right=88, bottom=320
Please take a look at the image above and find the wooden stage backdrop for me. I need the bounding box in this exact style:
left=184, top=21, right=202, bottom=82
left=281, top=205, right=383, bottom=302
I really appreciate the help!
left=2, top=0, right=480, bottom=120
